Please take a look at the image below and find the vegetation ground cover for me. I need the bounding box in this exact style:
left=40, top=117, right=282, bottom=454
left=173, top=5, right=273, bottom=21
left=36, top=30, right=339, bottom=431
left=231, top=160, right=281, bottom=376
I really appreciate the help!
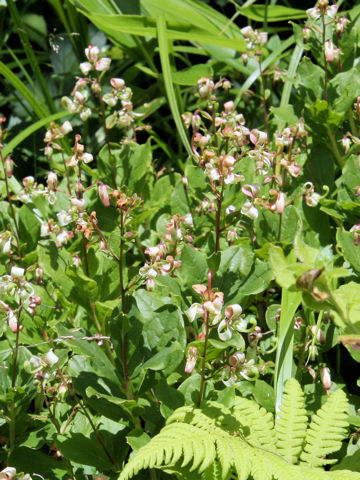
left=0, top=1, right=360, bottom=479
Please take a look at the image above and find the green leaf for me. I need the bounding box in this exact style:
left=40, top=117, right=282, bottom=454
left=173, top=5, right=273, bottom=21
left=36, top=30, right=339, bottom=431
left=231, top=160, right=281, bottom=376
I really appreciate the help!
left=239, top=5, right=307, bottom=22
left=9, top=447, right=68, bottom=480
left=37, top=244, right=74, bottom=297
left=271, top=105, right=298, bottom=125
left=141, top=342, right=184, bottom=372
left=269, top=245, right=296, bottom=288
left=337, top=229, right=360, bottom=274
left=179, top=244, right=208, bottom=286
left=171, top=63, right=213, bottom=85
left=274, top=286, right=301, bottom=412
left=156, top=14, right=192, bottom=158
left=253, top=380, right=275, bottom=413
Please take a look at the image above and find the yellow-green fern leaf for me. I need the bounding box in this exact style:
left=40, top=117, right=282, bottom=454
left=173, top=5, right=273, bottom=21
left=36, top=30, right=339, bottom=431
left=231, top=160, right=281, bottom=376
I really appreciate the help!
left=232, top=397, right=275, bottom=450
left=300, top=388, right=349, bottom=467
left=275, top=377, right=307, bottom=463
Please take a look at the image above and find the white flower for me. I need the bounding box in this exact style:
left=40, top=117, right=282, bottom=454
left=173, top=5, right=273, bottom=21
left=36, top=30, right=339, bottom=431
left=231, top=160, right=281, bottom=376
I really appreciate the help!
left=80, top=108, right=92, bottom=121
left=40, top=222, right=50, bottom=237
left=226, top=205, right=236, bottom=215
left=85, top=45, right=99, bottom=61
left=81, top=152, right=93, bottom=164
left=241, top=201, right=258, bottom=220
left=0, top=467, right=16, bottom=480
left=59, top=120, right=73, bottom=135
left=225, top=304, right=243, bottom=320
left=183, top=213, right=194, bottom=227
left=2, top=239, right=11, bottom=254
left=147, top=267, right=158, bottom=278
left=71, top=198, right=86, bottom=210
left=111, top=78, right=125, bottom=89
left=47, top=171, right=58, bottom=191
left=79, top=61, right=93, bottom=75
left=96, top=57, right=111, bottom=72
left=224, top=173, right=244, bottom=185
left=11, top=266, right=25, bottom=278
left=185, top=303, right=204, bottom=323
left=218, top=319, right=232, bottom=341
left=327, top=4, right=338, bottom=18
left=45, top=349, right=59, bottom=366
left=306, top=7, right=320, bottom=19
left=57, top=211, right=72, bottom=227
left=8, top=310, right=18, bottom=332
left=103, top=93, right=118, bottom=107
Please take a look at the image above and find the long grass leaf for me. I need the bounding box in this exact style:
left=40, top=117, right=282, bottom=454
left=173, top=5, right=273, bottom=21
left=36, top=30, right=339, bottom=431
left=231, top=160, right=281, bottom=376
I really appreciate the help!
left=7, top=0, right=55, bottom=113
left=239, top=5, right=307, bottom=22
left=156, top=14, right=192, bottom=160
left=3, top=111, right=70, bottom=158
left=274, top=289, right=301, bottom=413
left=277, top=44, right=303, bottom=131
left=80, top=13, right=247, bottom=52
left=0, top=61, right=47, bottom=119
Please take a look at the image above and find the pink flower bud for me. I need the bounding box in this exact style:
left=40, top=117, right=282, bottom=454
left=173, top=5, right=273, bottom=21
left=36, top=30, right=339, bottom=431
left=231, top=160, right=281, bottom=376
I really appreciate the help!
left=341, top=137, right=351, bottom=153
left=8, top=310, right=18, bottom=332
left=302, top=27, right=311, bottom=42
left=4, top=156, right=14, bottom=178
left=85, top=45, right=99, bottom=62
left=111, top=78, right=125, bottom=89
left=311, top=325, right=326, bottom=344
left=47, top=171, right=58, bottom=191
left=35, top=267, right=43, bottom=284
left=146, top=277, right=155, bottom=291
left=185, top=346, right=198, bottom=373
left=98, top=183, right=110, bottom=207
left=79, top=62, right=92, bottom=75
left=320, top=366, right=331, bottom=392
left=275, top=191, right=285, bottom=214
left=95, top=57, right=111, bottom=72
left=324, top=40, right=335, bottom=63
left=224, top=101, right=234, bottom=114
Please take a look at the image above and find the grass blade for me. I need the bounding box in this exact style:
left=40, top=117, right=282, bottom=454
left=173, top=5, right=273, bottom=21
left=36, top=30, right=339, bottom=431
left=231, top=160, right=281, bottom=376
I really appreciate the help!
left=0, top=61, right=47, bottom=119
left=7, top=0, right=55, bottom=113
left=3, top=111, right=70, bottom=158
left=274, top=289, right=301, bottom=413
left=156, top=14, right=192, bottom=160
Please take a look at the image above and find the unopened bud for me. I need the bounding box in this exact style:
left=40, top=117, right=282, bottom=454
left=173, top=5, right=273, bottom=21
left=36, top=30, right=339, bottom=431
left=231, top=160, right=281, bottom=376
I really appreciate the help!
left=35, top=267, right=43, bottom=284
left=0, top=467, right=16, bottom=480
left=185, top=346, right=198, bottom=373
left=311, top=325, right=326, bottom=344
left=302, top=27, right=311, bottom=42
left=47, top=171, right=58, bottom=191
left=320, top=366, right=331, bottom=392
left=4, top=156, right=14, bottom=178
left=111, top=78, right=125, bottom=89
left=98, top=183, right=110, bottom=207
left=146, top=277, right=155, bottom=291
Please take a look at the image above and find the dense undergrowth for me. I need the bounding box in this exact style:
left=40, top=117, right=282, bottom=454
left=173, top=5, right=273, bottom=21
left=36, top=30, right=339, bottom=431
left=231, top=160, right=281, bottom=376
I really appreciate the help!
left=0, top=0, right=360, bottom=479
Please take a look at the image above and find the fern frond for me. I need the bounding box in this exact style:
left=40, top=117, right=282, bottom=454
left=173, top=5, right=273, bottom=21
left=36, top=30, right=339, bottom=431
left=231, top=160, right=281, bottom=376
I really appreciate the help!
left=300, top=389, right=349, bottom=467
left=232, top=397, right=275, bottom=450
left=275, top=378, right=307, bottom=463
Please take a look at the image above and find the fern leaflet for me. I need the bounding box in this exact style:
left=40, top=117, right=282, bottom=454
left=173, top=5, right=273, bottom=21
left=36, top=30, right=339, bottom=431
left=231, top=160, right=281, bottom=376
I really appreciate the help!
left=275, top=377, right=308, bottom=463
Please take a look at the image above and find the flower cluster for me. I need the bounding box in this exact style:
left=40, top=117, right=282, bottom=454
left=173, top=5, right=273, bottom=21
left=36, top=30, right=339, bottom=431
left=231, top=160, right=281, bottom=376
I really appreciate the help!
left=185, top=282, right=256, bottom=341
left=0, top=266, right=40, bottom=332
left=139, top=214, right=194, bottom=287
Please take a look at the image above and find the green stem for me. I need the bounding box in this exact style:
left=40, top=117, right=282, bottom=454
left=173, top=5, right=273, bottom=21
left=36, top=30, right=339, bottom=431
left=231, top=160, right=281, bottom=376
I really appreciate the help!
left=215, top=183, right=224, bottom=253
left=78, top=398, right=120, bottom=470
left=322, top=15, right=328, bottom=102
left=197, top=311, right=209, bottom=407
left=326, top=127, right=344, bottom=168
